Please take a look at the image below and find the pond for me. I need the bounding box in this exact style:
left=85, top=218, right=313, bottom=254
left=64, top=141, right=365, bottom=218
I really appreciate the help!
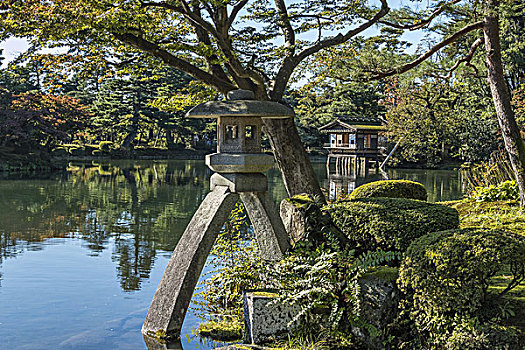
left=0, top=160, right=464, bottom=350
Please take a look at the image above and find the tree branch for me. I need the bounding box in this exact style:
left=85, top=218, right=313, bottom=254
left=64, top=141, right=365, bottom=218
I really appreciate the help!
left=274, top=0, right=295, bottom=53
left=140, top=2, right=184, bottom=13
left=295, top=0, right=390, bottom=63
left=270, top=0, right=390, bottom=100
left=112, top=32, right=236, bottom=93
left=445, top=37, right=483, bottom=78
left=379, top=0, right=461, bottom=31
left=369, top=21, right=484, bottom=80
left=228, top=0, right=249, bottom=28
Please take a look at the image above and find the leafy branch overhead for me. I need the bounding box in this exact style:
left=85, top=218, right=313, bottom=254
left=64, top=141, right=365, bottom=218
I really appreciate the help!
left=0, top=0, right=478, bottom=101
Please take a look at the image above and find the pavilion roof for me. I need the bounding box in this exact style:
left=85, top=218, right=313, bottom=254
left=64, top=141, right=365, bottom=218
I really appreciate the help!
left=318, top=119, right=386, bottom=133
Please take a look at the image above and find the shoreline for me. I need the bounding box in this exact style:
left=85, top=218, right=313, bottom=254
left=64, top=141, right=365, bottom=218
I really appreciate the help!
left=0, top=150, right=462, bottom=173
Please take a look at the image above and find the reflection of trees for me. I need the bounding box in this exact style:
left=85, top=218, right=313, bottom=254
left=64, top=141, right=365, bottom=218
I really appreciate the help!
left=0, top=160, right=211, bottom=291
left=0, top=159, right=322, bottom=292
left=387, top=169, right=462, bottom=202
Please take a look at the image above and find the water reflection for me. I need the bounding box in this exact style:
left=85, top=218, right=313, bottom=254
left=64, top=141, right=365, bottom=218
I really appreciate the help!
left=0, top=160, right=464, bottom=292
left=324, top=165, right=463, bottom=202
left=0, top=160, right=211, bottom=292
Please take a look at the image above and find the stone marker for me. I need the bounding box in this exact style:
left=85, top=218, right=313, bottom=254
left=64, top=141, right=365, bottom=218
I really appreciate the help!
left=243, top=291, right=300, bottom=344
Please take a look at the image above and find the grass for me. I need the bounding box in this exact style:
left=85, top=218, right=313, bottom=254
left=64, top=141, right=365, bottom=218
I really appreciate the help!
left=441, top=199, right=525, bottom=236
left=442, top=199, right=525, bottom=331
left=489, top=276, right=525, bottom=330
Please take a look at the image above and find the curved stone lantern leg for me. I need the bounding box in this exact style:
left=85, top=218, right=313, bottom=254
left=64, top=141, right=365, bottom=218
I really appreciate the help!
left=142, top=186, right=239, bottom=337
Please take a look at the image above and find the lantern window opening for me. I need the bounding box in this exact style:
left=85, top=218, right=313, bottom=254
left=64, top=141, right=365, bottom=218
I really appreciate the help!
left=245, top=125, right=256, bottom=140
left=225, top=125, right=238, bottom=141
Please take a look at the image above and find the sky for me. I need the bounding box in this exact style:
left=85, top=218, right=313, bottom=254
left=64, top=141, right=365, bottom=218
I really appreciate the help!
left=0, top=37, right=28, bottom=68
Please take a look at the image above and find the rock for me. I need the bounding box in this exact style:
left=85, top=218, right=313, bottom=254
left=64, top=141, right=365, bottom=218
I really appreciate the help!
left=279, top=199, right=307, bottom=245
left=354, top=267, right=401, bottom=349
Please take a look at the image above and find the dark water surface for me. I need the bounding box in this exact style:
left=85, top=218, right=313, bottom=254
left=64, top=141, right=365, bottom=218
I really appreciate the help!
left=0, top=160, right=463, bottom=350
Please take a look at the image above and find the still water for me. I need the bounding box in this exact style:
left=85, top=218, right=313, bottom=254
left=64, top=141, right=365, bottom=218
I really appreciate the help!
left=0, top=160, right=463, bottom=350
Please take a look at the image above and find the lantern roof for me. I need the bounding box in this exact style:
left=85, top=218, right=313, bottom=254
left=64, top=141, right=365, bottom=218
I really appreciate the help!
left=186, top=89, right=295, bottom=119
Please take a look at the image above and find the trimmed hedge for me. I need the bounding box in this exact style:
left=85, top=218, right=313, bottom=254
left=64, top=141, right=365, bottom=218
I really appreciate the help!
left=99, top=141, right=113, bottom=152
left=399, top=228, right=525, bottom=348
left=326, top=197, right=459, bottom=253
left=349, top=180, right=427, bottom=201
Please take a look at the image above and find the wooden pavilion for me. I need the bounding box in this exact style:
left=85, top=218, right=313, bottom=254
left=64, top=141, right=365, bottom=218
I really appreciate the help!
left=319, top=117, right=386, bottom=175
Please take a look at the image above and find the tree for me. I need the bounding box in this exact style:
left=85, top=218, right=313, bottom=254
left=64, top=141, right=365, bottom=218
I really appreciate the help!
left=483, top=0, right=525, bottom=205
left=334, top=0, right=525, bottom=205
left=0, top=90, right=91, bottom=150
left=385, top=78, right=498, bottom=166
left=0, top=0, right=395, bottom=199
left=292, top=81, right=385, bottom=148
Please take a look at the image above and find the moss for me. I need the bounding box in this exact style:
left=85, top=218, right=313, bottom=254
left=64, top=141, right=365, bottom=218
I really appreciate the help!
left=326, top=197, right=459, bottom=253
left=251, top=291, right=279, bottom=298
left=362, top=266, right=399, bottom=284
left=198, top=319, right=243, bottom=341
left=349, top=180, right=427, bottom=201
left=284, top=194, right=314, bottom=208
left=443, top=199, right=525, bottom=236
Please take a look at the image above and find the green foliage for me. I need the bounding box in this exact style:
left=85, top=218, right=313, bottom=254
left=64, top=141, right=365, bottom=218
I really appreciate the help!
left=446, top=199, right=525, bottom=235
left=284, top=194, right=351, bottom=249
left=385, top=78, right=498, bottom=167
left=197, top=319, right=243, bottom=341
left=291, top=81, right=386, bottom=148
left=461, top=150, right=515, bottom=192
left=195, top=202, right=263, bottom=323
left=471, top=180, right=519, bottom=202
left=398, top=228, right=525, bottom=348
left=326, top=198, right=459, bottom=253
left=349, top=180, right=427, bottom=201
left=265, top=242, right=399, bottom=340
left=442, top=319, right=524, bottom=350
left=98, top=141, right=113, bottom=152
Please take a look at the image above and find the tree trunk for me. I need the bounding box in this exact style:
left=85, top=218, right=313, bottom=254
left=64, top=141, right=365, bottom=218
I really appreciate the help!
left=263, top=117, right=325, bottom=200
left=122, top=93, right=141, bottom=150
left=484, top=0, right=525, bottom=206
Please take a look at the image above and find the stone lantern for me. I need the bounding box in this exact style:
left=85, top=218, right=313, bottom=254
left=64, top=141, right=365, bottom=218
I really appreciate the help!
left=142, top=90, right=294, bottom=341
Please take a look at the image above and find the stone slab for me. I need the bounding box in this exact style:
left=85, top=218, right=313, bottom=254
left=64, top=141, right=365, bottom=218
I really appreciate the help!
left=210, top=173, right=268, bottom=193
left=243, top=291, right=301, bottom=344
left=185, top=100, right=295, bottom=119
left=240, top=192, right=290, bottom=261
left=206, top=153, right=274, bottom=173
left=142, top=186, right=239, bottom=338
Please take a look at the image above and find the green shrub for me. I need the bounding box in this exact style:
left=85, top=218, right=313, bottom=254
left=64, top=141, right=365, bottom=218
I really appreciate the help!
left=98, top=141, right=113, bottom=152
left=398, top=228, right=525, bottom=348
left=68, top=146, right=85, bottom=156
left=444, top=320, right=524, bottom=350
left=470, top=180, right=519, bottom=202
left=50, top=147, right=69, bottom=157
left=349, top=180, right=427, bottom=201
left=326, top=198, right=459, bottom=253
